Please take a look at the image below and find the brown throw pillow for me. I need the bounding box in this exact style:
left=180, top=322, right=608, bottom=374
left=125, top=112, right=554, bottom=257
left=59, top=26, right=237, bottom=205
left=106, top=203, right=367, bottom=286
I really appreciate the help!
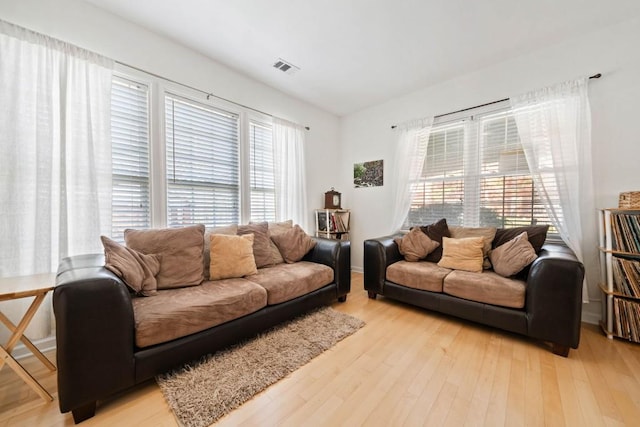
left=209, top=234, right=257, bottom=280
left=493, top=225, right=549, bottom=253
left=237, top=222, right=273, bottom=268
left=437, top=236, right=485, bottom=273
left=271, top=225, right=317, bottom=263
left=420, top=218, right=451, bottom=263
left=203, top=224, right=238, bottom=280
left=449, top=226, right=497, bottom=269
left=490, top=231, right=538, bottom=277
left=394, top=227, right=440, bottom=262
left=101, top=236, right=160, bottom=296
left=125, top=224, right=205, bottom=289
left=265, top=220, right=293, bottom=265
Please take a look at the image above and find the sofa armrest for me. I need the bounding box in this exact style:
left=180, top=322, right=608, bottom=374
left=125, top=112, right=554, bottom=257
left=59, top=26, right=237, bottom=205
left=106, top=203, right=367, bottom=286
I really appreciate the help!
left=54, top=254, right=136, bottom=414
left=525, top=244, right=585, bottom=349
left=363, top=234, right=403, bottom=295
left=304, top=238, right=351, bottom=298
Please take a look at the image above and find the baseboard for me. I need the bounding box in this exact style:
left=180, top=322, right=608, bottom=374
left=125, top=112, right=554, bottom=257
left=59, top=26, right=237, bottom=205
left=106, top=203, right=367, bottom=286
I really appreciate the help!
left=12, top=335, right=56, bottom=361
left=351, top=266, right=363, bottom=273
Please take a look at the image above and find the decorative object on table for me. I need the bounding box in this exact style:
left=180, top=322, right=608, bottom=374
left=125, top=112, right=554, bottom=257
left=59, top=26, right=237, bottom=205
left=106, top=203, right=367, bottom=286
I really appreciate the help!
left=619, top=191, right=640, bottom=209
left=156, top=307, right=364, bottom=427
left=354, top=159, right=383, bottom=188
left=315, top=209, right=350, bottom=240
left=324, top=187, right=341, bottom=209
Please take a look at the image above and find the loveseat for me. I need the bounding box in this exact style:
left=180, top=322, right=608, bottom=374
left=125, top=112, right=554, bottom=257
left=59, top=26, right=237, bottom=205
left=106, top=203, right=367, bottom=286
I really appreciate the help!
left=53, top=222, right=350, bottom=423
left=364, top=222, right=584, bottom=357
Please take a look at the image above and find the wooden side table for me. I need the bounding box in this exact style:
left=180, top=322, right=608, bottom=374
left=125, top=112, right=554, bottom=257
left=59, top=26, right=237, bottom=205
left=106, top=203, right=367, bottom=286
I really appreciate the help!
left=0, top=273, right=56, bottom=402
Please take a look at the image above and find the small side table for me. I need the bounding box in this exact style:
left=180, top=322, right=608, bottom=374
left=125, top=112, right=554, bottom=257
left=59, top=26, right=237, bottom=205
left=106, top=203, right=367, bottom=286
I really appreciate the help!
left=0, top=273, right=56, bottom=402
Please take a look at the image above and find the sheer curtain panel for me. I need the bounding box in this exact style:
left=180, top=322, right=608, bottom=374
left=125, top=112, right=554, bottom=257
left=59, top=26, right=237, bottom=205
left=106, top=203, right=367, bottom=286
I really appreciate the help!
left=510, top=78, right=594, bottom=302
left=0, top=20, right=114, bottom=339
left=391, top=118, right=433, bottom=232
left=272, top=118, right=309, bottom=231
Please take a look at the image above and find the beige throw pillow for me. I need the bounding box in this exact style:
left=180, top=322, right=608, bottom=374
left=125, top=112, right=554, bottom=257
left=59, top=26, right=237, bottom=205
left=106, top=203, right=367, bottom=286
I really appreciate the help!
left=271, top=225, right=317, bottom=263
left=101, top=236, right=160, bottom=296
left=209, top=234, right=258, bottom=280
left=394, top=227, right=440, bottom=262
left=124, top=224, right=205, bottom=289
left=449, top=226, right=497, bottom=269
left=203, top=224, right=238, bottom=280
left=237, top=222, right=273, bottom=268
left=437, top=237, right=485, bottom=273
left=490, top=231, right=538, bottom=277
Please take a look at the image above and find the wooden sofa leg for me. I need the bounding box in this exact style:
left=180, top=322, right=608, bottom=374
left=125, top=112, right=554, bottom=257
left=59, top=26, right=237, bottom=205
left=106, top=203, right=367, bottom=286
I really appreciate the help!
left=551, top=343, right=570, bottom=357
left=72, top=401, right=96, bottom=424
left=367, top=291, right=377, bottom=299
left=337, top=295, right=347, bottom=302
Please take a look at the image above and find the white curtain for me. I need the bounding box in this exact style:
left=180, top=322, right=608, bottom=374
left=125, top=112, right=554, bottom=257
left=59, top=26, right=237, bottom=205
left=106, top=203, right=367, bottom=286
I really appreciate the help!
left=0, top=20, right=114, bottom=340
left=510, top=78, right=594, bottom=302
left=390, top=118, right=433, bottom=233
left=273, top=117, right=309, bottom=231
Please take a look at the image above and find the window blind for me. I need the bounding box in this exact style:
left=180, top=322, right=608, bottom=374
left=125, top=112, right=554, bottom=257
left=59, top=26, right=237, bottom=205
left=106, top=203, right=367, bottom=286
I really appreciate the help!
left=165, top=95, right=240, bottom=227
left=249, top=121, right=276, bottom=222
left=111, top=78, right=151, bottom=241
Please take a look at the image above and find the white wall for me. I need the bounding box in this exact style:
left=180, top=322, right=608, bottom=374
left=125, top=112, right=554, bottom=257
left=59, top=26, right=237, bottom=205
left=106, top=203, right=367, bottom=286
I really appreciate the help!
left=340, top=16, right=640, bottom=323
left=0, top=0, right=341, bottom=231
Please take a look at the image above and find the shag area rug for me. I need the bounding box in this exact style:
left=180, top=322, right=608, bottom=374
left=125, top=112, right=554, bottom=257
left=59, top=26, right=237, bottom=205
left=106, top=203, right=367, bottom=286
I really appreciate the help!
left=156, top=307, right=365, bottom=427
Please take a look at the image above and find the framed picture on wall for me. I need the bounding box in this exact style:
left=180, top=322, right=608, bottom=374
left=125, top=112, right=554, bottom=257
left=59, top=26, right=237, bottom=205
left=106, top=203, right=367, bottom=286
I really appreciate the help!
left=354, top=159, right=383, bottom=188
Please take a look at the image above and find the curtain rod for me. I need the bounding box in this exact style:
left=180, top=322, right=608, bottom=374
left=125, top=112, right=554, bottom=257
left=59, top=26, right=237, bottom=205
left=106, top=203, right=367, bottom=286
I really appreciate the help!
left=116, top=60, right=310, bottom=131
left=390, top=73, right=602, bottom=129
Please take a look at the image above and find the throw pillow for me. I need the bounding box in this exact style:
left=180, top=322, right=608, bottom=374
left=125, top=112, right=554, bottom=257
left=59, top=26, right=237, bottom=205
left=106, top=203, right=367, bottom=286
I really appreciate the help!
left=101, top=235, right=161, bottom=297
left=420, top=218, right=451, bottom=263
left=394, top=227, right=440, bottom=262
left=490, top=231, right=538, bottom=277
left=203, top=224, right=238, bottom=280
left=437, top=236, right=485, bottom=273
left=124, top=224, right=205, bottom=289
left=209, top=233, right=258, bottom=280
left=264, top=220, right=293, bottom=265
left=449, top=226, right=497, bottom=269
left=493, top=225, right=549, bottom=254
left=237, top=222, right=273, bottom=268
left=271, top=224, right=317, bottom=263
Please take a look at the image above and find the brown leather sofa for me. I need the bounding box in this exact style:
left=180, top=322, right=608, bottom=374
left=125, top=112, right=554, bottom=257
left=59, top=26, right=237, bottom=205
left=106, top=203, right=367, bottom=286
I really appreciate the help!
left=54, top=238, right=350, bottom=423
left=364, top=233, right=584, bottom=357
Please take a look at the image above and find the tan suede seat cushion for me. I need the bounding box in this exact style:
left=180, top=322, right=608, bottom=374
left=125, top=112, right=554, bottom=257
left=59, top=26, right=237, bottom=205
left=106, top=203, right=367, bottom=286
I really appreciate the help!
left=132, top=278, right=267, bottom=348
left=386, top=261, right=452, bottom=292
left=247, top=261, right=334, bottom=305
left=443, top=270, right=526, bottom=309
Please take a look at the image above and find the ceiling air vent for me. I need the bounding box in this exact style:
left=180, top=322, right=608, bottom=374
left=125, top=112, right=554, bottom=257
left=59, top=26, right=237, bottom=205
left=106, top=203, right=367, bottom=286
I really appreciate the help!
left=273, top=58, right=300, bottom=75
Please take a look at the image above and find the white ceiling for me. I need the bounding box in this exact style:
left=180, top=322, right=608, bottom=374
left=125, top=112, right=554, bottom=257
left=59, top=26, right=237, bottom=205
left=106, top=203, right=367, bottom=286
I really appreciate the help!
left=84, top=0, right=640, bottom=116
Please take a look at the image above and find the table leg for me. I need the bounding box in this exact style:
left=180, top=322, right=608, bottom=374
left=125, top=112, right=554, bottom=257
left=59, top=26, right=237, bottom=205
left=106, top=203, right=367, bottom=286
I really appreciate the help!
left=0, top=310, right=56, bottom=371
left=0, top=345, right=53, bottom=401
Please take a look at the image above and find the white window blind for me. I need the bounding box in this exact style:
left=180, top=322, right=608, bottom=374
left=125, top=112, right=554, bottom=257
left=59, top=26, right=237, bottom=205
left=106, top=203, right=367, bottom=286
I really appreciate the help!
left=405, top=104, right=556, bottom=233
left=165, top=95, right=240, bottom=227
left=111, top=77, right=151, bottom=241
left=249, top=121, right=276, bottom=222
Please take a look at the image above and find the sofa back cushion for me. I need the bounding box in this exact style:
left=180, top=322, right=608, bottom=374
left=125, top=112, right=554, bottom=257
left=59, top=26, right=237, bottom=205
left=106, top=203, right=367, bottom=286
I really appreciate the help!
left=265, top=220, right=293, bottom=265
left=125, top=224, right=205, bottom=289
left=237, top=222, right=273, bottom=268
left=437, top=236, right=485, bottom=273
left=271, top=225, right=316, bottom=263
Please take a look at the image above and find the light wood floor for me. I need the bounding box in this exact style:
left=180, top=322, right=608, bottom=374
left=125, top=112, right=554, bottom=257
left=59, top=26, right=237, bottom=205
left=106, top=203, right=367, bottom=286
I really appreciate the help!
left=3, top=272, right=640, bottom=426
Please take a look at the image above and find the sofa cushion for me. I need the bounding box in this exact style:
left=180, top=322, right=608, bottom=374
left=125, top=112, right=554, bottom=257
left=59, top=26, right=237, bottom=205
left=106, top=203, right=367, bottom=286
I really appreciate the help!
left=443, top=269, right=526, bottom=309
left=132, top=278, right=268, bottom=348
left=437, top=237, right=485, bottom=273
left=209, top=234, right=257, bottom=280
left=490, top=231, right=538, bottom=277
left=101, top=236, right=161, bottom=297
left=247, top=261, right=333, bottom=305
left=237, top=222, right=273, bottom=268
left=271, top=225, right=316, bottom=263
left=203, top=224, right=238, bottom=280
left=265, top=220, right=293, bottom=265
left=394, top=227, right=440, bottom=262
left=125, top=224, right=205, bottom=289
left=386, top=260, right=451, bottom=292
left=419, top=218, right=451, bottom=263
left=493, top=225, right=549, bottom=253
left=449, top=226, right=497, bottom=269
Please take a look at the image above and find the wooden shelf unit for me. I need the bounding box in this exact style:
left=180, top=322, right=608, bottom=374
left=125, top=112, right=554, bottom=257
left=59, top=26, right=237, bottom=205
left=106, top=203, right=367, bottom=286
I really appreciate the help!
left=598, top=208, right=640, bottom=342
left=315, top=209, right=350, bottom=241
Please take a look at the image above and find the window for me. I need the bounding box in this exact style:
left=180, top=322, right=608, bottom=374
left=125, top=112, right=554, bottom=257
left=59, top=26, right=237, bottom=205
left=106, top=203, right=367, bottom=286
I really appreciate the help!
left=249, top=121, right=276, bottom=222
left=165, top=94, right=240, bottom=228
left=405, top=103, right=555, bottom=233
left=110, top=77, right=151, bottom=241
